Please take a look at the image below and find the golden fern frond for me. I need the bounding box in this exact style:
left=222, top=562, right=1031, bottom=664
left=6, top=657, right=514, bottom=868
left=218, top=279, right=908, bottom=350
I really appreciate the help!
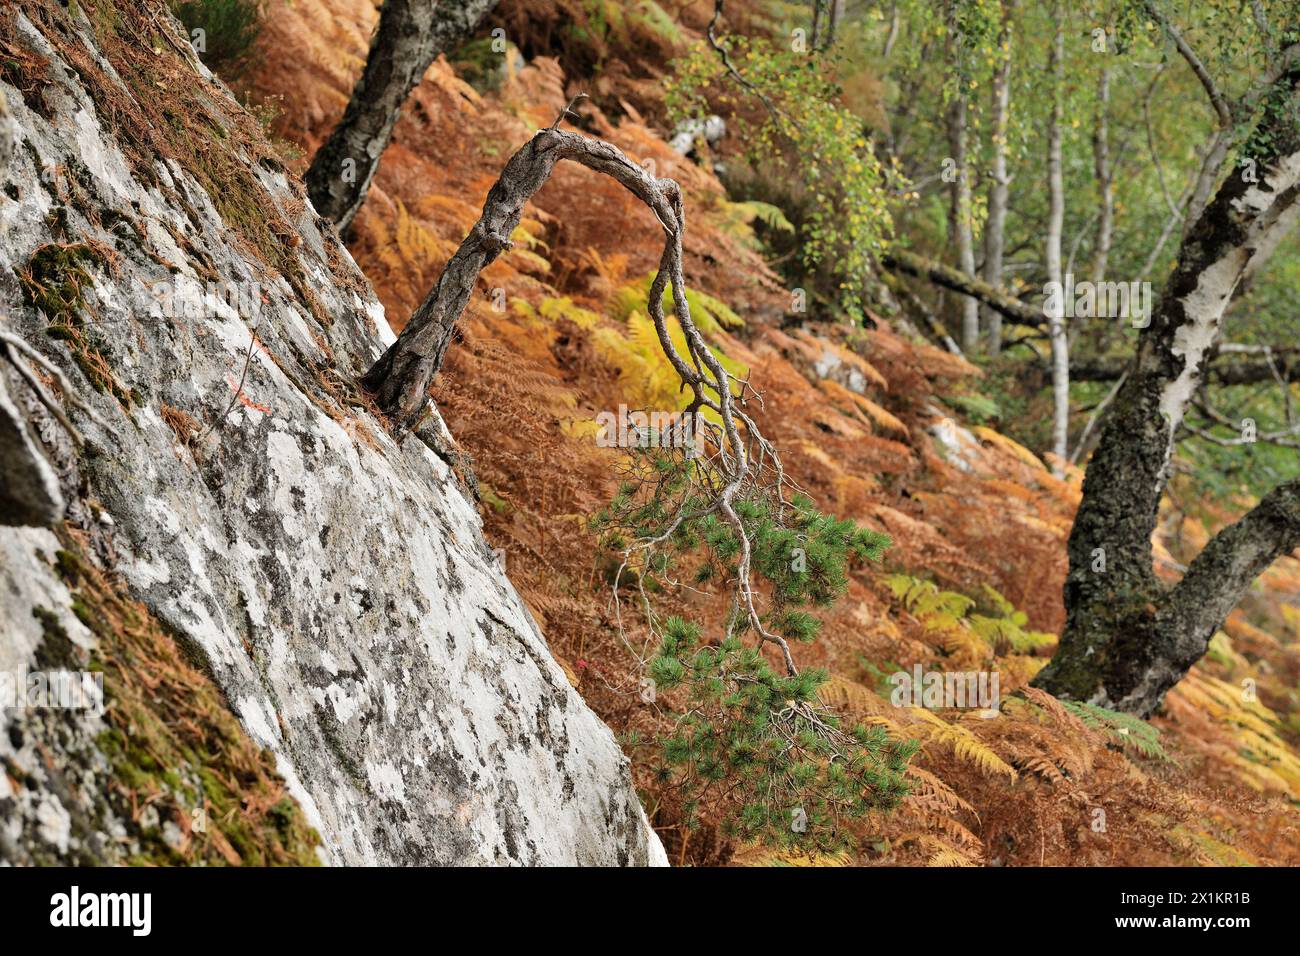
left=413, top=191, right=481, bottom=233
left=537, top=296, right=603, bottom=328
left=503, top=247, right=551, bottom=277
left=1018, top=685, right=1093, bottom=735
left=928, top=845, right=979, bottom=867
left=998, top=654, right=1047, bottom=687
left=1018, top=754, right=1067, bottom=784
left=817, top=673, right=889, bottom=717
left=819, top=379, right=909, bottom=438
left=912, top=709, right=1018, bottom=781
left=859, top=713, right=909, bottom=735
left=582, top=246, right=630, bottom=286
left=731, top=845, right=855, bottom=867
left=905, top=806, right=982, bottom=848
left=375, top=200, right=454, bottom=275
left=1166, top=824, right=1258, bottom=866
left=510, top=216, right=550, bottom=253
left=610, top=273, right=744, bottom=334
left=904, top=833, right=983, bottom=866
left=937, top=624, right=990, bottom=666
left=904, top=766, right=979, bottom=821
left=971, top=424, right=1048, bottom=470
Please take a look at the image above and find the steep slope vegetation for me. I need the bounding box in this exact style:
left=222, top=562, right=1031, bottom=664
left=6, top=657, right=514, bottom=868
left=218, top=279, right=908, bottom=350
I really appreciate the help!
left=0, top=0, right=662, bottom=865
left=242, top=0, right=1300, bottom=865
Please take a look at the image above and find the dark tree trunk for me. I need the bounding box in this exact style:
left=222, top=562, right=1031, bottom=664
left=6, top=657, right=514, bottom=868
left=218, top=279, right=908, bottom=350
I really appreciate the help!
left=304, top=0, right=500, bottom=232
left=1032, top=63, right=1300, bottom=717
left=880, top=248, right=1042, bottom=327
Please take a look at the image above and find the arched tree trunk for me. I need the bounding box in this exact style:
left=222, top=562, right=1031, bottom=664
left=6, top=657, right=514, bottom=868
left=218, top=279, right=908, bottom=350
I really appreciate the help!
left=1033, top=60, right=1300, bottom=717
left=304, top=0, right=500, bottom=232
left=362, top=121, right=716, bottom=432
left=362, top=116, right=802, bottom=673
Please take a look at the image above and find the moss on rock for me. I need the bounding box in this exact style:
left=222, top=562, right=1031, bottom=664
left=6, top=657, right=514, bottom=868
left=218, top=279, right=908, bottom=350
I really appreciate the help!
left=53, top=528, right=321, bottom=866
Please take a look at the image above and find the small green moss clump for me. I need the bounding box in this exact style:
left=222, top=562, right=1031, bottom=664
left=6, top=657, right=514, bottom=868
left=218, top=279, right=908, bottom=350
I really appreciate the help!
left=31, top=604, right=81, bottom=671
left=18, top=242, right=101, bottom=319
left=17, top=241, right=134, bottom=407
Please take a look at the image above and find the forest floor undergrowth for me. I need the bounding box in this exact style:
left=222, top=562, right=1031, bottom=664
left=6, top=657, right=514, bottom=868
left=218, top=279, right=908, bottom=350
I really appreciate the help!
left=236, top=0, right=1300, bottom=866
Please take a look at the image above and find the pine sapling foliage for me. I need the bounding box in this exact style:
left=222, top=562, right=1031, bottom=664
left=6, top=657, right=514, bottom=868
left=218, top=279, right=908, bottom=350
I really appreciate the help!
left=594, top=444, right=915, bottom=849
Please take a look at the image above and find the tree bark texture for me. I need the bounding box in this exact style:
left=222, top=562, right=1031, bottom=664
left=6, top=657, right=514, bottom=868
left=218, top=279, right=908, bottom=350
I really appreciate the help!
left=982, top=8, right=1012, bottom=356
left=305, top=0, right=501, bottom=232
left=948, top=92, right=980, bottom=352
left=1033, top=63, right=1300, bottom=717
left=1045, top=17, right=1069, bottom=469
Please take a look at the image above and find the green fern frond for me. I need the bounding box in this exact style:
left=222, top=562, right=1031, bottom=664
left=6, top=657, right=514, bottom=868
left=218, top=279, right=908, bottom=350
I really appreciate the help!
left=629, top=0, right=682, bottom=42
left=943, top=393, right=1000, bottom=423
left=732, top=199, right=795, bottom=233
left=611, top=273, right=744, bottom=335
left=1061, top=700, right=1168, bottom=760
left=512, top=296, right=603, bottom=329
left=887, top=575, right=974, bottom=624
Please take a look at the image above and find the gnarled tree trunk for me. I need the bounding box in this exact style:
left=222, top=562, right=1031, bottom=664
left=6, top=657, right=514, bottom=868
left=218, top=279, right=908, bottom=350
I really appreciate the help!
left=361, top=118, right=803, bottom=674
left=362, top=122, right=712, bottom=432
left=304, top=0, right=500, bottom=232
left=1033, top=62, right=1300, bottom=717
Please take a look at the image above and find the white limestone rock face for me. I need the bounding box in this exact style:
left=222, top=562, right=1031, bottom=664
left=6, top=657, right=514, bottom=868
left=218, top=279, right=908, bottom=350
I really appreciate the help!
left=0, top=5, right=663, bottom=866
left=0, top=526, right=122, bottom=865
left=0, top=361, right=64, bottom=525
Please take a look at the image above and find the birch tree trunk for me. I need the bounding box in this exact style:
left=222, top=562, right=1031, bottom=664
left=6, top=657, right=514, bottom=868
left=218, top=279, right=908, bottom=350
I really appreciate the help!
left=1045, top=18, right=1069, bottom=469
left=1090, top=66, right=1114, bottom=287
left=948, top=93, right=980, bottom=352
left=982, top=8, right=1012, bottom=356
left=825, top=0, right=844, bottom=49
left=1034, top=60, right=1300, bottom=717
left=882, top=1, right=900, bottom=60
